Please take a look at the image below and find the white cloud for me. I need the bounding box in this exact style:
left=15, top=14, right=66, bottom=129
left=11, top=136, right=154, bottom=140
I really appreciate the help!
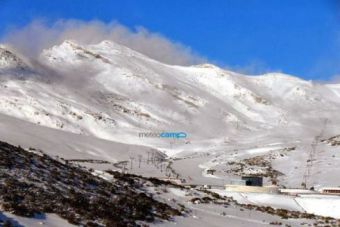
left=1, top=19, right=205, bottom=65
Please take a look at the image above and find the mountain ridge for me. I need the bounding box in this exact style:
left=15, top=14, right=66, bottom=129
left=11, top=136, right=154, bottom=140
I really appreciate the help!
left=0, top=40, right=339, bottom=189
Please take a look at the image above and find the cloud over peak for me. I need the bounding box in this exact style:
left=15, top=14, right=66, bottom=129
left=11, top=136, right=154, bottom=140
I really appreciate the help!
left=1, top=19, right=205, bottom=66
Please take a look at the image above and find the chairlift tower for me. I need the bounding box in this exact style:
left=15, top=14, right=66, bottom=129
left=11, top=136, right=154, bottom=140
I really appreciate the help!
left=303, top=118, right=328, bottom=188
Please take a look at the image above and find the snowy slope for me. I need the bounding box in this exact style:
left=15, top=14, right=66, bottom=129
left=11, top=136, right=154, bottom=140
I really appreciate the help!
left=0, top=46, right=28, bottom=69
left=211, top=190, right=340, bottom=219
left=0, top=40, right=340, bottom=188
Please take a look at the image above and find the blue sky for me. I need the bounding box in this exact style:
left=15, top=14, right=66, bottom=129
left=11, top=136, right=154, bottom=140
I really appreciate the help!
left=0, top=0, right=339, bottom=80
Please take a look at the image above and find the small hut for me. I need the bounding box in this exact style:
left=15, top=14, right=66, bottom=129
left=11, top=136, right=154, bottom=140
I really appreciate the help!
left=241, top=176, right=263, bottom=187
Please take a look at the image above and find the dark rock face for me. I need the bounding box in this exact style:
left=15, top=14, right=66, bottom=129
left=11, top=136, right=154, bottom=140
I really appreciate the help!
left=0, top=141, right=180, bottom=226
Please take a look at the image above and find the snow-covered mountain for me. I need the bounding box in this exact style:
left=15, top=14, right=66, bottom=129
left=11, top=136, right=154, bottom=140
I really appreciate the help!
left=0, top=45, right=29, bottom=70
left=0, top=40, right=340, bottom=189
